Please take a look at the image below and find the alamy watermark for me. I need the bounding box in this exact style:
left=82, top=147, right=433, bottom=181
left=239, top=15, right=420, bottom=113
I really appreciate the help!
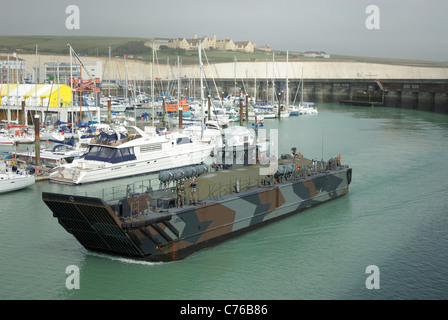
left=66, top=5, right=379, bottom=31
left=365, top=265, right=380, bottom=289
left=66, top=5, right=80, bottom=30
left=213, top=128, right=279, bottom=175
left=65, top=265, right=80, bottom=289
left=256, top=128, right=279, bottom=176
left=365, top=5, right=380, bottom=30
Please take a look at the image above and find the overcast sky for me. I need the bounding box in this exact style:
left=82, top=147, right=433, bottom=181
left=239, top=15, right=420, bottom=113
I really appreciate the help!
left=0, top=0, right=447, bottom=61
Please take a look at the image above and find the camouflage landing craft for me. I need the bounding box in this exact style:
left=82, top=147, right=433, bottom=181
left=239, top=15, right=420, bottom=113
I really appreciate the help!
left=42, top=150, right=352, bottom=262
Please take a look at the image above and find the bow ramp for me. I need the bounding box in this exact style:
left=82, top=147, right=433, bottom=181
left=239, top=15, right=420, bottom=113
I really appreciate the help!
left=42, top=192, right=145, bottom=258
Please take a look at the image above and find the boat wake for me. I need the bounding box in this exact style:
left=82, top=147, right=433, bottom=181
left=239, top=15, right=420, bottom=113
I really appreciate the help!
left=83, top=250, right=165, bottom=266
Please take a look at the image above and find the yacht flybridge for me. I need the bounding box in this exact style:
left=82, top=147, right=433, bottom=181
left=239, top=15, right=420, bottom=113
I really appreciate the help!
left=49, top=126, right=216, bottom=185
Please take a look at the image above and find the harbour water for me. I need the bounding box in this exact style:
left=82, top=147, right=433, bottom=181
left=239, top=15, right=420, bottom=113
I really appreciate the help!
left=1, top=103, right=448, bottom=300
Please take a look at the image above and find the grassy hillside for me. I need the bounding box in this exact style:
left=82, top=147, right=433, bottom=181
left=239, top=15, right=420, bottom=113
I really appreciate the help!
left=0, top=35, right=270, bottom=63
left=0, top=35, right=148, bottom=56
left=0, top=35, right=446, bottom=67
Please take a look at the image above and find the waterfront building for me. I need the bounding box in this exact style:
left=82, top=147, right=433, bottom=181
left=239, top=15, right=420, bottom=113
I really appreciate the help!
left=0, top=83, right=71, bottom=107
left=39, top=60, right=102, bottom=85
left=0, top=55, right=25, bottom=84
left=0, top=83, right=102, bottom=125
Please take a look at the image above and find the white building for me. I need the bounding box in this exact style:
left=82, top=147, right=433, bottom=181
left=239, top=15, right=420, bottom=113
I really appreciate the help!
left=0, top=55, right=25, bottom=83
left=39, top=60, right=102, bottom=84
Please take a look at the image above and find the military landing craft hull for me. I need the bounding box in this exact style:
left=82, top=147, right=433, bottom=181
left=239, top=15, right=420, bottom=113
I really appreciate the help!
left=42, top=156, right=352, bottom=262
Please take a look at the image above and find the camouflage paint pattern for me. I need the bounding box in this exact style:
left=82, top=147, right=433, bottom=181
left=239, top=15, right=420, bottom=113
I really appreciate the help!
left=42, top=162, right=352, bottom=262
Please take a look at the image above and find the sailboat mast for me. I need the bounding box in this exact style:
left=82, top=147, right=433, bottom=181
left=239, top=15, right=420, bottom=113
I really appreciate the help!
left=108, top=46, right=111, bottom=97
left=35, top=44, right=38, bottom=84
left=254, top=69, right=257, bottom=105
left=301, top=67, right=304, bottom=105
left=177, top=55, right=182, bottom=131
left=68, top=44, right=74, bottom=133
left=199, top=43, right=204, bottom=138
left=177, top=55, right=180, bottom=110
left=124, top=55, right=128, bottom=104
left=151, top=39, right=155, bottom=127
left=35, top=44, right=38, bottom=108
left=272, top=52, right=275, bottom=105
left=286, top=50, right=289, bottom=106
left=57, top=60, right=60, bottom=112
left=234, top=56, right=236, bottom=98
left=6, top=55, right=10, bottom=123
left=265, top=57, right=268, bottom=104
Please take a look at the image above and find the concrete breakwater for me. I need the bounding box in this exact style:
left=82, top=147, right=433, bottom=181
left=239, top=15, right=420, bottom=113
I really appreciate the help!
left=301, top=79, right=448, bottom=113
left=114, top=60, right=447, bottom=113
left=109, top=78, right=448, bottom=114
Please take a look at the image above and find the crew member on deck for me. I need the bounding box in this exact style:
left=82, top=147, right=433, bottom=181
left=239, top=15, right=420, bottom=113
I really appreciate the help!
left=189, top=178, right=198, bottom=205
left=176, top=179, right=186, bottom=208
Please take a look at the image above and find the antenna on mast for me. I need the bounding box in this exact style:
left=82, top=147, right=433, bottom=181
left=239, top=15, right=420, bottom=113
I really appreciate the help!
left=321, top=127, right=324, bottom=162
left=152, top=38, right=155, bottom=127
left=199, top=43, right=204, bottom=139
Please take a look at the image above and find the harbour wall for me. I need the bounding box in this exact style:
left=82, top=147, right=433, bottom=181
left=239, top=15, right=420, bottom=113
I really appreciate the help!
left=13, top=54, right=448, bottom=113
left=102, top=79, right=448, bottom=113
left=298, top=79, right=448, bottom=113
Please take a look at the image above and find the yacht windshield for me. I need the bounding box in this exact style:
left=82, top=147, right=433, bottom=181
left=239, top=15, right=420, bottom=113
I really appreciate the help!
left=176, top=137, right=191, bottom=145
left=84, top=146, right=136, bottom=163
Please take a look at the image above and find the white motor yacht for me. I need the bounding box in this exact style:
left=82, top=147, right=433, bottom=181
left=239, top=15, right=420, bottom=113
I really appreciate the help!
left=49, top=126, right=216, bottom=184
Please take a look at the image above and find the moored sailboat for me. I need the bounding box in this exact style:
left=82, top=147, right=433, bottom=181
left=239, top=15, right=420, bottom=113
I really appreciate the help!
left=0, top=161, right=35, bottom=194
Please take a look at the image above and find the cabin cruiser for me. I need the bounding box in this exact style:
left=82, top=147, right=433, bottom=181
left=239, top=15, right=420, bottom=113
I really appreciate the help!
left=14, top=136, right=88, bottom=168
left=49, top=126, right=216, bottom=185
left=297, top=102, right=318, bottom=115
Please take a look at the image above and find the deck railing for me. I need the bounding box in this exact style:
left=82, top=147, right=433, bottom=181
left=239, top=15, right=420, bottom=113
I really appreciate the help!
left=73, top=159, right=340, bottom=205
